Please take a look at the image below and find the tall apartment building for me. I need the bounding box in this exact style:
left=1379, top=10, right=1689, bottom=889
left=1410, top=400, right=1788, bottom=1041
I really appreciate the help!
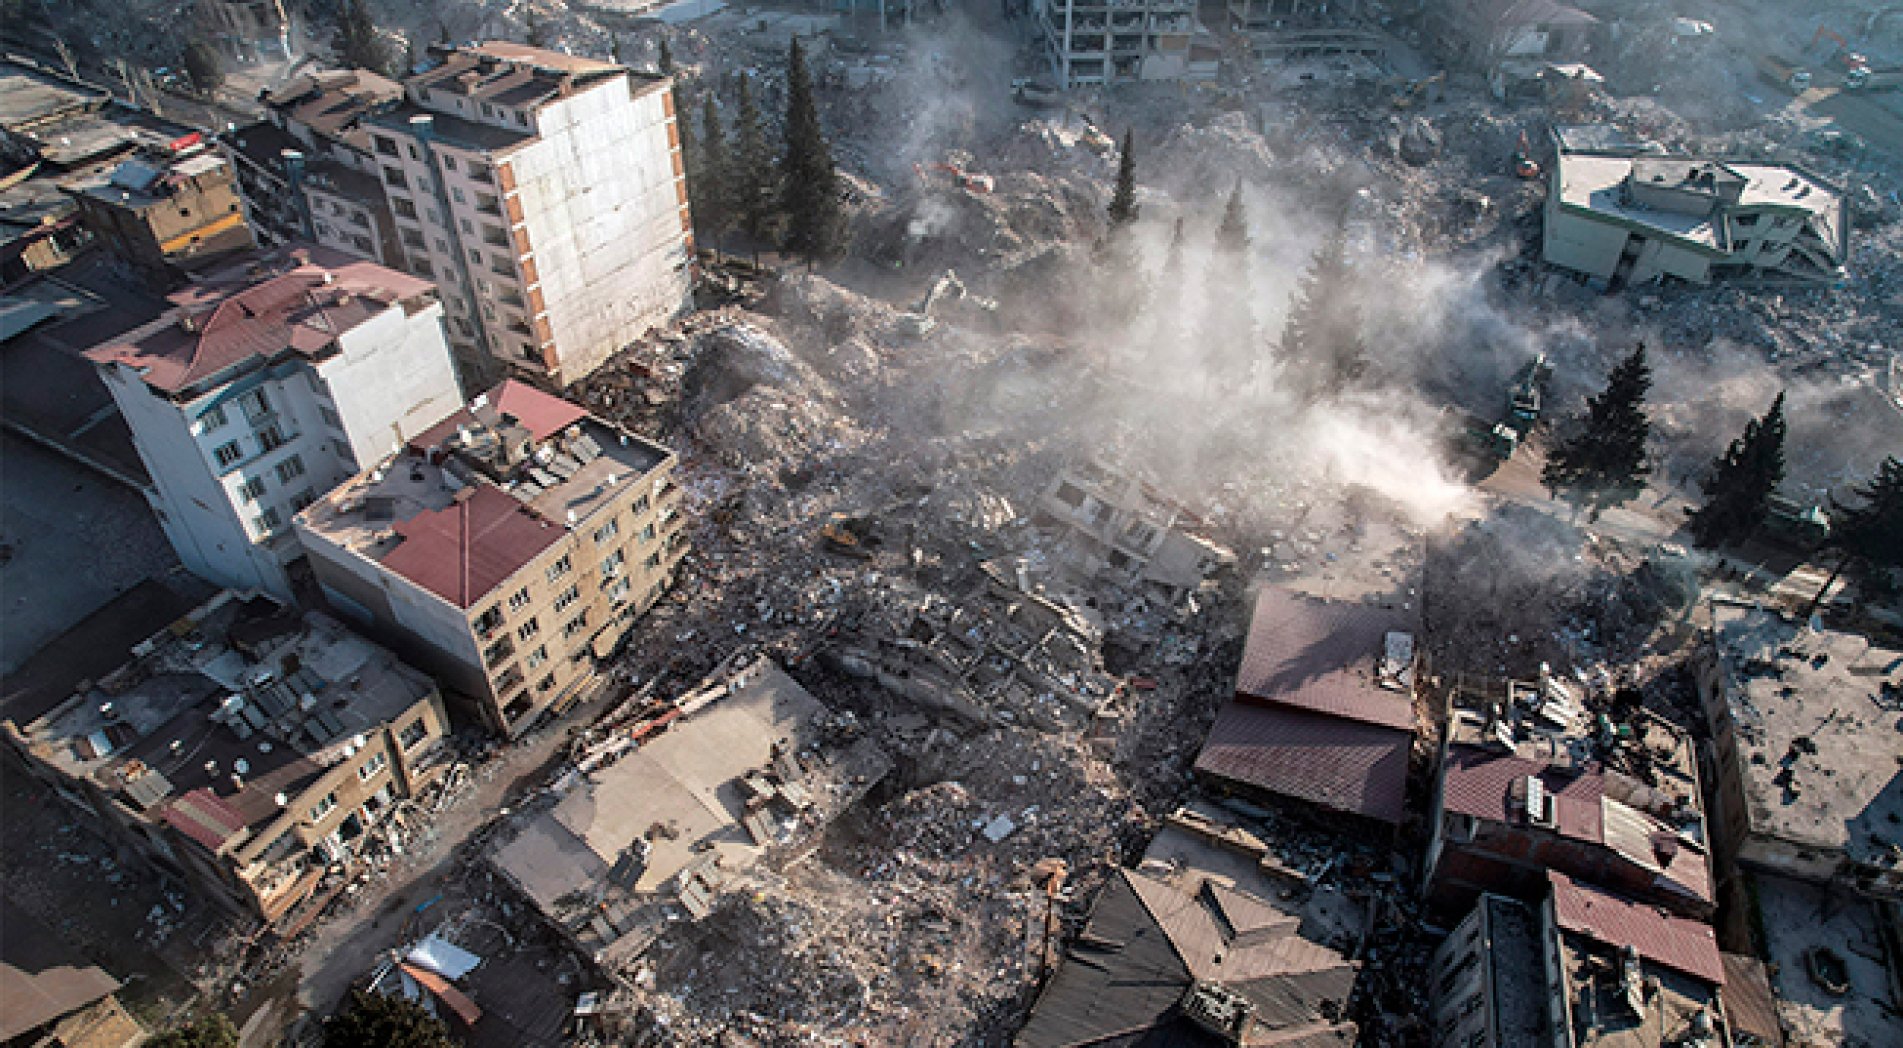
left=81, top=247, right=464, bottom=601
left=1, top=591, right=451, bottom=927
left=1032, top=0, right=1212, bottom=87
left=224, top=70, right=408, bottom=268
left=64, top=144, right=257, bottom=281
left=364, top=43, right=693, bottom=386
left=295, top=380, right=687, bottom=736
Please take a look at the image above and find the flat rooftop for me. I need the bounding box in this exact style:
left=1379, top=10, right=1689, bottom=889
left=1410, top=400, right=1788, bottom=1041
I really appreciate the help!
left=1481, top=896, right=1544, bottom=1047
left=1555, top=150, right=1844, bottom=258
left=10, top=591, right=436, bottom=844
left=0, top=59, right=107, bottom=132
left=1549, top=871, right=1728, bottom=1048
left=1709, top=602, right=1903, bottom=870
left=299, top=381, right=671, bottom=609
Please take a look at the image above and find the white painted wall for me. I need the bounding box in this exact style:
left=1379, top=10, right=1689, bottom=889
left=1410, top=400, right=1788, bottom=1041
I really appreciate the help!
left=510, top=79, right=690, bottom=383
left=315, top=299, right=462, bottom=466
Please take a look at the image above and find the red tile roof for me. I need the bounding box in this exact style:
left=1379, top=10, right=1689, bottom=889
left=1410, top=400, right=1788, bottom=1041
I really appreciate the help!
left=1440, top=745, right=1604, bottom=839
left=1196, top=702, right=1411, bottom=825
left=83, top=247, right=434, bottom=395
left=163, top=787, right=249, bottom=852
left=1547, top=871, right=1724, bottom=986
left=1234, top=589, right=1415, bottom=731
left=408, top=379, right=589, bottom=452
left=379, top=485, right=561, bottom=609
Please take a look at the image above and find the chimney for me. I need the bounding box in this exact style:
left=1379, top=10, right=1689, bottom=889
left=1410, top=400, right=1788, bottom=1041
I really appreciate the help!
left=230, top=772, right=245, bottom=792
left=409, top=114, right=435, bottom=140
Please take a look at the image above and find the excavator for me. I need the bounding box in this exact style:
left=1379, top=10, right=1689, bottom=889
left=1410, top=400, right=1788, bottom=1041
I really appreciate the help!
left=899, top=269, right=997, bottom=337
left=1511, top=130, right=1542, bottom=179
left=1392, top=72, right=1444, bottom=109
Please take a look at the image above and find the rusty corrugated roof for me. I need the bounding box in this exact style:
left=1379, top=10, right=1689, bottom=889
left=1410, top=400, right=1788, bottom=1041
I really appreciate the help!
left=1547, top=871, right=1724, bottom=986
left=1233, top=589, right=1415, bottom=731
left=379, top=484, right=561, bottom=610
left=1196, top=702, right=1411, bottom=825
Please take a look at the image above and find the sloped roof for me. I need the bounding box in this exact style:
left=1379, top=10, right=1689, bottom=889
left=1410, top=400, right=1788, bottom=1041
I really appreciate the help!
left=1547, top=871, right=1724, bottom=986
left=1233, top=589, right=1414, bottom=731
left=379, top=485, right=562, bottom=609
left=1195, top=702, right=1411, bottom=825
left=163, top=787, right=251, bottom=851
left=0, top=898, right=121, bottom=1040
left=1720, top=952, right=1783, bottom=1047
left=410, top=379, right=588, bottom=451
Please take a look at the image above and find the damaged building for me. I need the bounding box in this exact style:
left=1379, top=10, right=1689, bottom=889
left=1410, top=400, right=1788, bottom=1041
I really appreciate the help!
left=0, top=591, right=452, bottom=927
left=1029, top=0, right=1217, bottom=88
left=1194, top=588, right=1419, bottom=835
left=1031, top=458, right=1237, bottom=607
left=294, top=380, right=686, bottom=736
left=1695, top=601, right=1903, bottom=901
left=488, top=659, right=889, bottom=965
left=1543, top=130, right=1848, bottom=288
left=1423, top=672, right=1715, bottom=920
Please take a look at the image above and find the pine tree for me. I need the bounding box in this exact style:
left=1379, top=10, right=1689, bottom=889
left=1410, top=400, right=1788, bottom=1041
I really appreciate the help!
left=1147, top=216, right=1187, bottom=347
left=322, top=991, right=454, bottom=1048
left=696, top=92, right=732, bottom=241
left=1107, top=129, right=1138, bottom=228
left=779, top=37, right=847, bottom=262
left=183, top=40, right=224, bottom=94
left=729, top=72, right=775, bottom=242
left=150, top=1016, right=238, bottom=1048
left=525, top=7, right=550, bottom=49
left=1686, top=392, right=1787, bottom=548
left=1198, top=182, right=1258, bottom=389
left=1279, top=224, right=1366, bottom=395
left=335, top=0, right=389, bottom=74
left=1541, top=344, right=1654, bottom=519
left=657, top=36, right=674, bottom=75
left=1805, top=456, right=1903, bottom=614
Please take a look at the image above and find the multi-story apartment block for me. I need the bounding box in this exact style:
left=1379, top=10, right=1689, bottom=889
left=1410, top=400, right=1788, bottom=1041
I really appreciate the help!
left=364, top=43, right=692, bottom=386
left=195, top=0, right=293, bottom=63
left=81, top=247, right=464, bottom=601
left=225, top=70, right=408, bottom=267
left=63, top=143, right=257, bottom=281
left=1031, top=457, right=1236, bottom=604
left=0, top=591, right=452, bottom=927
left=1032, top=0, right=1214, bottom=87
left=295, top=380, right=687, bottom=736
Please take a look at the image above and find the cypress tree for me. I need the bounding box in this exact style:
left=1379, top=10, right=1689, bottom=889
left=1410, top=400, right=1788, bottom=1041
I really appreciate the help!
left=729, top=72, right=775, bottom=242
left=1686, top=393, right=1787, bottom=548
left=335, top=0, right=389, bottom=74
left=1541, top=344, right=1654, bottom=519
left=696, top=92, right=732, bottom=241
left=779, top=37, right=846, bottom=262
left=1107, top=129, right=1138, bottom=228
left=1806, top=455, right=1903, bottom=614
left=1279, top=224, right=1366, bottom=395
left=322, top=991, right=454, bottom=1048
left=183, top=40, right=224, bottom=94
left=1198, top=182, right=1258, bottom=389
left=658, top=36, right=674, bottom=75
left=525, top=8, right=550, bottom=49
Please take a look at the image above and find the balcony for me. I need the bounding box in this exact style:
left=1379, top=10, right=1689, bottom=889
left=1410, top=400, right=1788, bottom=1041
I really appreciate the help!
left=475, top=195, right=503, bottom=217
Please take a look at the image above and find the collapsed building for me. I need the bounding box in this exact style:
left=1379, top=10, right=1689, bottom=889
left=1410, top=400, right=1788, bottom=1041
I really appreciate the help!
left=1030, top=457, right=1237, bottom=608
left=294, top=380, right=686, bottom=736
left=0, top=898, right=148, bottom=1047
left=1695, top=601, right=1903, bottom=902
left=1543, top=129, right=1848, bottom=288
left=1029, top=0, right=1217, bottom=88
left=1194, top=588, right=1419, bottom=836
left=1424, top=672, right=1715, bottom=920
left=0, top=591, right=452, bottom=927
left=488, top=659, right=889, bottom=966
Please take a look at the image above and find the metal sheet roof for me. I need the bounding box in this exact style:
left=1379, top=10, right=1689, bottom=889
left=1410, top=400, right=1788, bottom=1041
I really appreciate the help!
left=1195, top=701, right=1411, bottom=825
left=1546, top=871, right=1724, bottom=987
left=1232, top=589, right=1415, bottom=731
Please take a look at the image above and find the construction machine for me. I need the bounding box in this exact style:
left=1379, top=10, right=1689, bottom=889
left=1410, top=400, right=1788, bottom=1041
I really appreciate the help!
left=1511, top=131, right=1542, bottom=179
left=1392, top=72, right=1444, bottom=109
left=1756, top=54, right=1814, bottom=93
left=899, top=269, right=997, bottom=336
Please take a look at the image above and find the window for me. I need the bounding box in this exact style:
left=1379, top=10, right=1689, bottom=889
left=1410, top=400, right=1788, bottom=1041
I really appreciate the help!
left=606, top=577, right=632, bottom=604
left=391, top=196, right=418, bottom=220
left=563, top=612, right=589, bottom=638
left=460, top=218, right=474, bottom=235
left=237, top=475, right=267, bottom=502
left=426, top=207, right=441, bottom=226
left=600, top=549, right=625, bottom=578
left=290, top=488, right=317, bottom=513
left=319, top=405, right=344, bottom=429
left=516, top=617, right=540, bottom=641
left=631, top=494, right=650, bottom=516
left=525, top=645, right=548, bottom=671
left=411, top=259, right=434, bottom=278
left=406, top=143, right=419, bottom=160
left=383, top=166, right=409, bottom=189
left=399, top=718, right=429, bottom=749
left=593, top=518, right=620, bottom=545
left=275, top=454, right=305, bottom=484
left=553, top=585, right=580, bottom=613
left=199, top=404, right=228, bottom=431
left=451, top=187, right=466, bottom=205
left=546, top=555, right=572, bottom=583
left=639, top=522, right=657, bottom=544
left=238, top=387, right=271, bottom=423
left=435, top=238, right=450, bottom=254
left=213, top=440, right=243, bottom=468
left=255, top=507, right=283, bottom=534
left=644, top=551, right=662, bottom=570
left=480, top=102, right=494, bottom=118
left=467, top=248, right=482, bottom=264
left=357, top=751, right=388, bottom=781
left=537, top=673, right=556, bottom=692
left=474, top=605, right=505, bottom=635
left=375, top=135, right=399, bottom=157
left=308, top=791, right=337, bottom=822
left=442, top=155, right=457, bottom=170
left=484, top=634, right=515, bottom=667
left=508, top=587, right=531, bottom=611
left=257, top=426, right=289, bottom=454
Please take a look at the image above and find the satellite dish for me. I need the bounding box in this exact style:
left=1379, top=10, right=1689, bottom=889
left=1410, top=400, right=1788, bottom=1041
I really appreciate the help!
left=233, top=758, right=251, bottom=775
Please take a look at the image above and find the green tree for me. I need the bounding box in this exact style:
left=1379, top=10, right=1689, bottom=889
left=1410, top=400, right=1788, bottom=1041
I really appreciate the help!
left=1686, top=392, right=1787, bottom=548
left=729, top=72, right=776, bottom=242
left=695, top=92, right=732, bottom=241
left=778, top=36, right=847, bottom=262
left=335, top=0, right=389, bottom=74
left=524, top=7, right=550, bottom=49
left=150, top=1015, right=238, bottom=1048
left=1804, top=456, right=1903, bottom=614
left=1198, top=182, right=1258, bottom=389
left=322, top=990, right=455, bottom=1048
left=1107, top=129, right=1138, bottom=228
left=1279, top=223, right=1366, bottom=395
left=1541, top=344, right=1654, bottom=519
left=657, top=36, right=674, bottom=75
left=182, top=40, right=224, bottom=94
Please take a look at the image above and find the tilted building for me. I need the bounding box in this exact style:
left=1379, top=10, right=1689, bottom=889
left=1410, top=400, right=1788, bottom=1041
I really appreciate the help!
left=1030, top=0, right=1216, bottom=88
left=1544, top=130, right=1847, bottom=287
left=81, top=247, right=464, bottom=601
left=0, top=591, right=452, bottom=927
left=1031, top=457, right=1236, bottom=605
left=295, top=380, right=686, bottom=736
left=364, top=43, right=692, bottom=386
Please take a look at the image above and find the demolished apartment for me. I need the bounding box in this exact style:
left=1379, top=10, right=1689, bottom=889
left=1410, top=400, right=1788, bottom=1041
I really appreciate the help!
left=1543, top=129, right=1848, bottom=287
left=1194, top=588, right=1418, bottom=835
left=1031, top=458, right=1236, bottom=606
left=1694, top=600, right=1903, bottom=900
left=1424, top=674, right=1715, bottom=920
left=295, top=380, right=685, bottom=736
left=1428, top=894, right=1545, bottom=1048
left=1029, top=0, right=1217, bottom=88
left=488, top=660, right=889, bottom=965
left=0, top=591, right=452, bottom=927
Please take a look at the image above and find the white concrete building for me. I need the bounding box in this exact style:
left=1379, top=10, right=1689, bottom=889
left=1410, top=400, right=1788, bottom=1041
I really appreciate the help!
left=82, top=247, right=463, bottom=601
left=365, top=43, right=692, bottom=387
left=1032, top=0, right=1216, bottom=88
left=1543, top=133, right=1848, bottom=288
